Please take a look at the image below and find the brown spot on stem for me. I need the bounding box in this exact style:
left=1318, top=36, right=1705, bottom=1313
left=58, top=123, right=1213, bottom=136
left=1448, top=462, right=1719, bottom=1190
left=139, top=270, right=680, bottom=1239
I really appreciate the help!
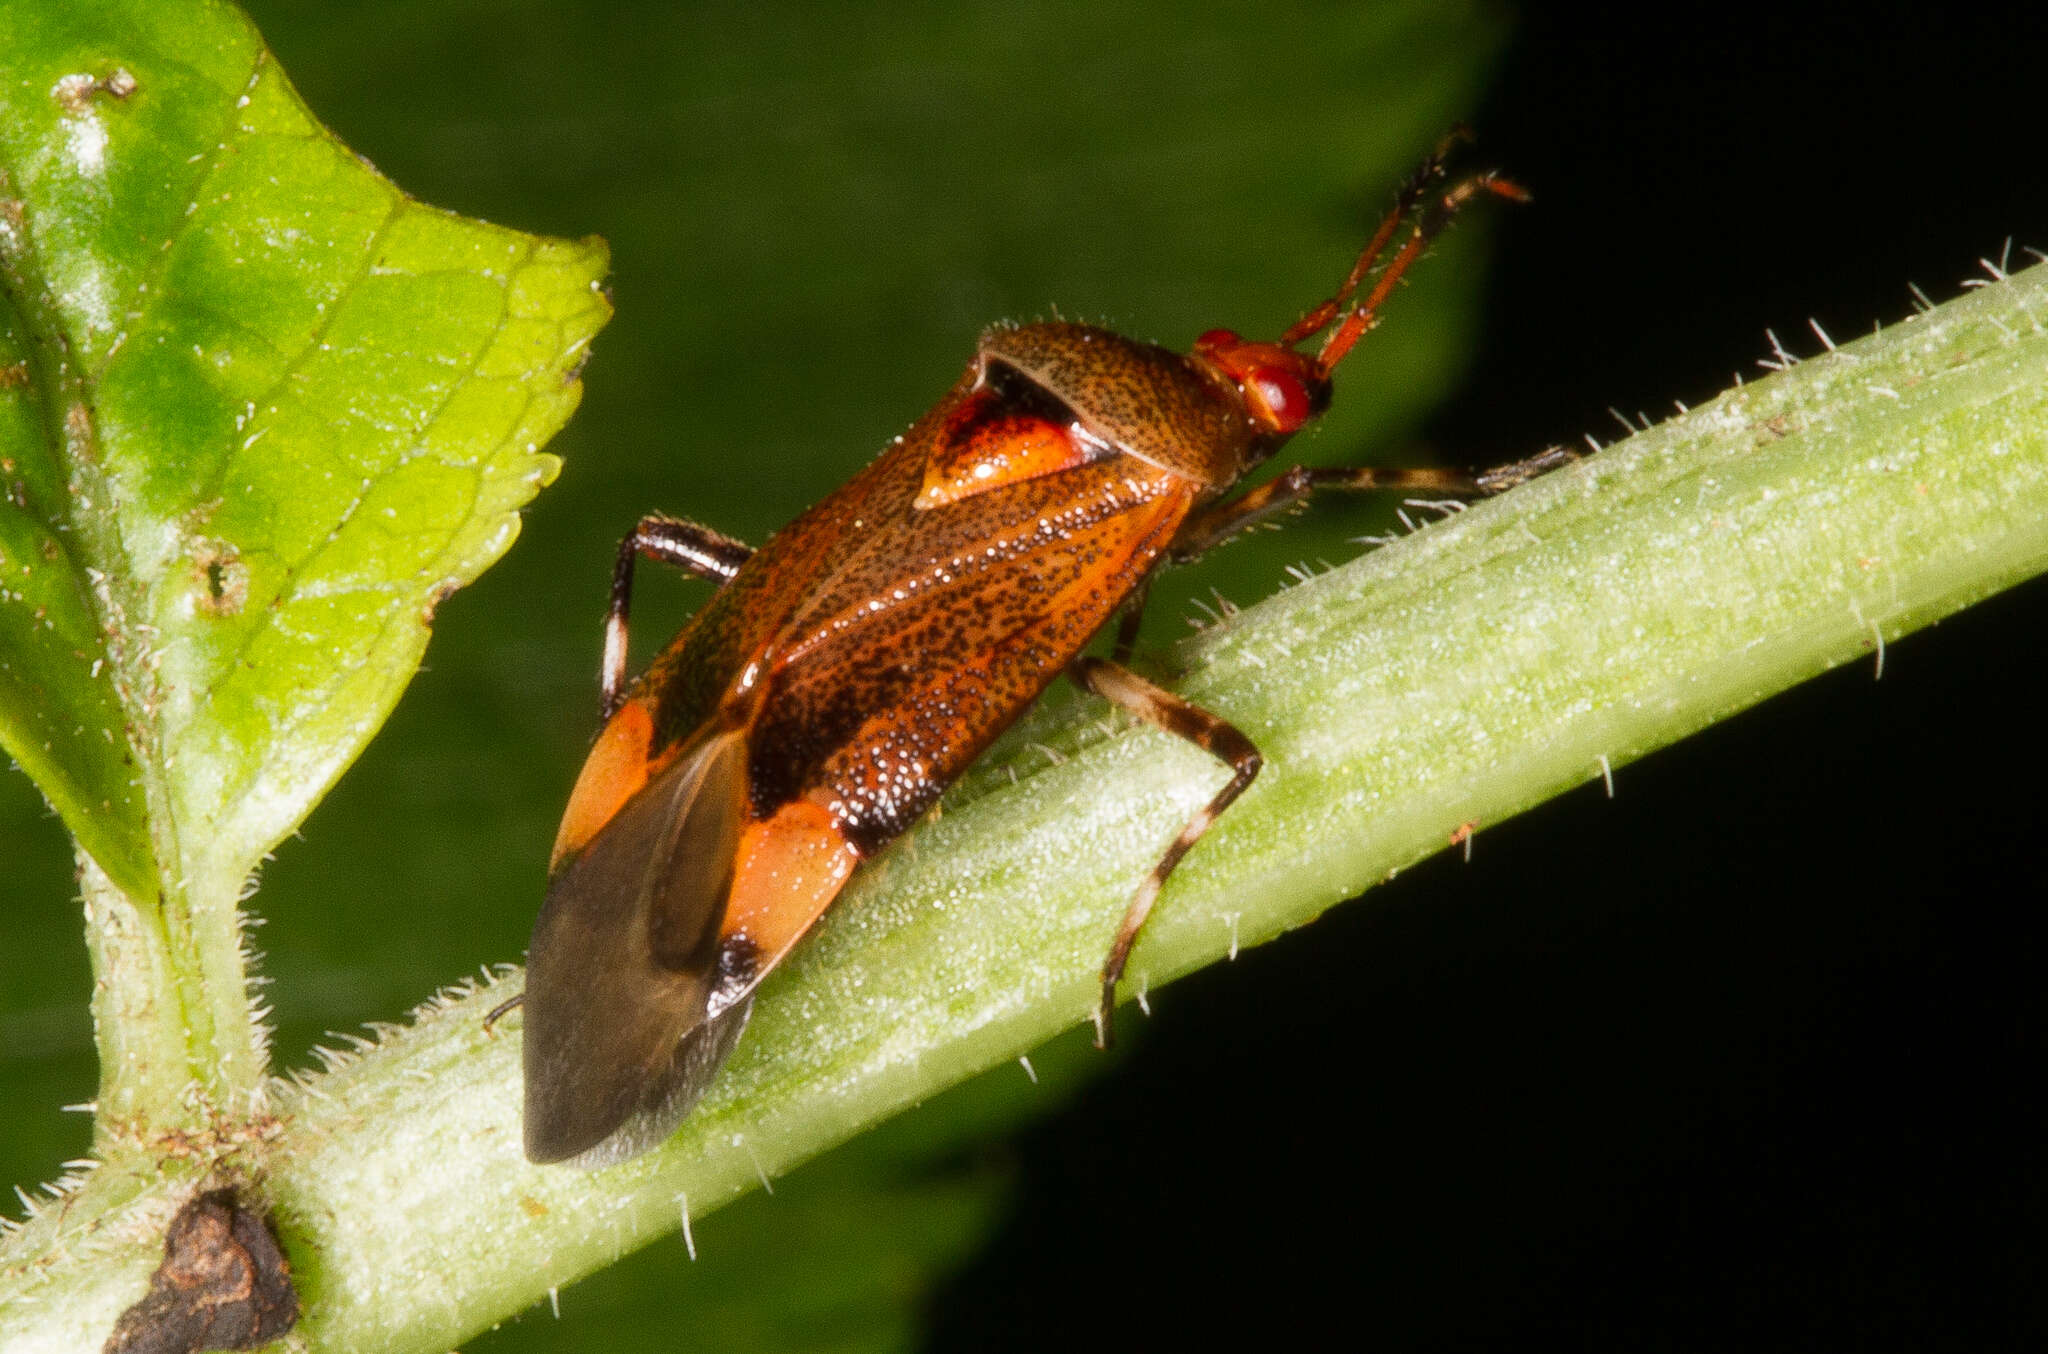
left=102, top=1189, right=298, bottom=1354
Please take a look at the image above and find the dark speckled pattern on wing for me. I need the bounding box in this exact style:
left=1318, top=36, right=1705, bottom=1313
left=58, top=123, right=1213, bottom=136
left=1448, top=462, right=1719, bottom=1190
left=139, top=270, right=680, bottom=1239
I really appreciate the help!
left=761, top=452, right=1187, bottom=851
left=623, top=328, right=1217, bottom=847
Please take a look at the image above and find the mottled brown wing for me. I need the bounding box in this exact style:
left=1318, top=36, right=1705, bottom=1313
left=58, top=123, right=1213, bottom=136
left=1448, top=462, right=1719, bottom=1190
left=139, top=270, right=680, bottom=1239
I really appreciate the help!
left=755, top=456, right=1193, bottom=850
left=522, top=729, right=752, bottom=1165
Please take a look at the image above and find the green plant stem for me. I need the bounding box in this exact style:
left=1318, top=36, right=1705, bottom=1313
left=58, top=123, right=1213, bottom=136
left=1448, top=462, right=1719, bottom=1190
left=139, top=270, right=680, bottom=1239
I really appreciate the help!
left=86, top=862, right=267, bottom=1144
left=77, top=855, right=193, bottom=1139
left=5, top=260, right=2046, bottom=1351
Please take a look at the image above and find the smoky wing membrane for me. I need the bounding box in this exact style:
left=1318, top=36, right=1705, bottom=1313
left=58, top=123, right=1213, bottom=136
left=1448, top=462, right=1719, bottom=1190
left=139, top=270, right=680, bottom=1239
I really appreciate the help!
left=522, top=730, right=751, bottom=1165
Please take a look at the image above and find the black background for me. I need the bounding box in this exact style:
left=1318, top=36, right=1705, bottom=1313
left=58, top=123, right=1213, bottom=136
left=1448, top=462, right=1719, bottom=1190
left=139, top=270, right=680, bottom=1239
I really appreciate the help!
left=931, top=7, right=2046, bottom=1349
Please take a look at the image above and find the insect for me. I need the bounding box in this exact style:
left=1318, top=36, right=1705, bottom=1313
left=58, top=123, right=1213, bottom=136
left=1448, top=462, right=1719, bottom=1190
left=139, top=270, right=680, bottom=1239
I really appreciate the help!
left=514, top=140, right=1573, bottom=1166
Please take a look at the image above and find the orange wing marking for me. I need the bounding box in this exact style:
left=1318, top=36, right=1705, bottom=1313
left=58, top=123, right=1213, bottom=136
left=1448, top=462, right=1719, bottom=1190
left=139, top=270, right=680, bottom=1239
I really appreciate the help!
left=551, top=697, right=673, bottom=867
left=914, top=390, right=1103, bottom=510
left=719, top=798, right=862, bottom=964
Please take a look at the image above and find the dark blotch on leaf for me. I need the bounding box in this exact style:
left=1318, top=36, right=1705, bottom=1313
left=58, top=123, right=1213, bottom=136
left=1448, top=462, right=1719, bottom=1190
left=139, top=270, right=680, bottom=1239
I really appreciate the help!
left=103, top=1189, right=298, bottom=1354
left=192, top=544, right=247, bottom=616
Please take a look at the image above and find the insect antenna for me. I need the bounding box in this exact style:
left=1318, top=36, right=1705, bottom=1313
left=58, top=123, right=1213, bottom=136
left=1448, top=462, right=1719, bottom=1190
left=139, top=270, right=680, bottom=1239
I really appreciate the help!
left=1314, top=170, right=1528, bottom=374
left=1281, top=129, right=1527, bottom=378
left=1280, top=127, right=1467, bottom=347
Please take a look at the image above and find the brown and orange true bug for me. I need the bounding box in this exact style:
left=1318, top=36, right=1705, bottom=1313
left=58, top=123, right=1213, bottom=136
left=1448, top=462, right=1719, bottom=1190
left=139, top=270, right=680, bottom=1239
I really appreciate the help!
left=513, top=140, right=1573, bottom=1166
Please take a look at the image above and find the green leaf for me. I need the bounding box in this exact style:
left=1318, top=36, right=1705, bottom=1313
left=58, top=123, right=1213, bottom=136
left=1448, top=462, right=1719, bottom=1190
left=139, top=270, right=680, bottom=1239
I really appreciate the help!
left=0, top=292, right=144, bottom=889
left=0, top=0, right=608, bottom=907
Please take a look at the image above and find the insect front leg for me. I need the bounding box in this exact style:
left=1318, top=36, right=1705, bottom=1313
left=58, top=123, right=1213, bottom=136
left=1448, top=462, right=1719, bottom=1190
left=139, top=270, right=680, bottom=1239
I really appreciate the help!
left=603, top=515, right=755, bottom=719
left=1169, top=445, right=1577, bottom=563
left=1069, top=656, right=1263, bottom=1049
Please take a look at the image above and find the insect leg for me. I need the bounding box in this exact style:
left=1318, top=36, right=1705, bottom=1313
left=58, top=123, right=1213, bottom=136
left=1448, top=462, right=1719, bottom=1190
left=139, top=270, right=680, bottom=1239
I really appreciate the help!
left=1168, top=446, right=1577, bottom=563
left=483, top=993, right=523, bottom=1030
left=604, top=515, right=755, bottom=719
left=1069, top=656, right=1263, bottom=1048
left=1109, top=576, right=1153, bottom=665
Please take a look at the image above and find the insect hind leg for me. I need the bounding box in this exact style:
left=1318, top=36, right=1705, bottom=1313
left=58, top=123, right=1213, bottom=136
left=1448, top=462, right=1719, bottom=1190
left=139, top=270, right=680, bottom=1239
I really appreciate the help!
left=604, top=515, right=755, bottom=718
left=1069, top=656, right=1263, bottom=1049
left=482, top=992, right=523, bottom=1031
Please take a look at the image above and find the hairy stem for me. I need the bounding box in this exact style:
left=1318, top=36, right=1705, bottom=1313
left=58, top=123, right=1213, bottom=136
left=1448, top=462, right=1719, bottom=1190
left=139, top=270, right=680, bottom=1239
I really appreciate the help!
left=5, top=260, right=2046, bottom=1352
left=78, top=856, right=193, bottom=1144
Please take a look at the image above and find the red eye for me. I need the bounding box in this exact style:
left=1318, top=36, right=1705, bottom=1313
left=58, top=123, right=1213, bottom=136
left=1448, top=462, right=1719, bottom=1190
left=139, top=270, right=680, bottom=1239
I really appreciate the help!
left=1248, top=365, right=1313, bottom=432
left=1189, top=332, right=1325, bottom=434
